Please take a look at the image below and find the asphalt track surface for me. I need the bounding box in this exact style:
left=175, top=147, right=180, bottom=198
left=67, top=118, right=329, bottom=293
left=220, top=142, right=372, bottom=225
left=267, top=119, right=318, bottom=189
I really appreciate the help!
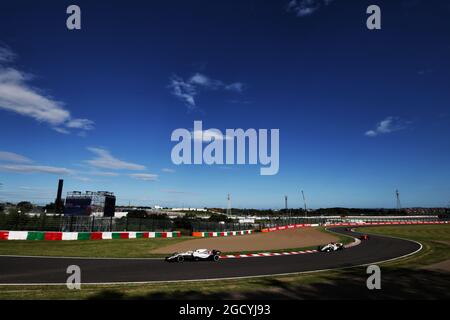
left=0, top=227, right=421, bottom=284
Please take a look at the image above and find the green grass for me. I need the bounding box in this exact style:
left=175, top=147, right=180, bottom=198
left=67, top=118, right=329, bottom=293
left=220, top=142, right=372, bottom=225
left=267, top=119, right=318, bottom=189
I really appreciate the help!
left=1, top=225, right=449, bottom=299
left=0, top=272, right=339, bottom=300
left=0, top=227, right=346, bottom=258
left=0, top=237, right=190, bottom=258
left=355, top=224, right=450, bottom=268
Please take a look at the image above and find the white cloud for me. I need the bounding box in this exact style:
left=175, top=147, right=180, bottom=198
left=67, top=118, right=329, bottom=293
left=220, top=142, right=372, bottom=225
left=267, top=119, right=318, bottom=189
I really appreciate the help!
left=66, top=118, right=95, bottom=130
left=87, top=170, right=120, bottom=177
left=225, top=82, right=245, bottom=93
left=0, top=150, right=74, bottom=176
left=365, top=116, right=409, bottom=137
left=52, top=127, right=70, bottom=134
left=0, top=68, right=71, bottom=125
left=130, top=173, right=158, bottom=181
left=365, top=130, right=377, bottom=137
left=169, top=72, right=245, bottom=109
left=0, top=46, right=94, bottom=134
left=189, top=73, right=221, bottom=88
left=161, top=168, right=175, bottom=173
left=0, top=46, right=15, bottom=63
left=0, top=151, right=32, bottom=163
left=0, top=186, right=55, bottom=201
left=85, top=147, right=146, bottom=170
left=169, top=75, right=197, bottom=109
left=287, top=0, right=334, bottom=17
left=0, top=164, right=73, bottom=175
left=74, top=176, right=92, bottom=182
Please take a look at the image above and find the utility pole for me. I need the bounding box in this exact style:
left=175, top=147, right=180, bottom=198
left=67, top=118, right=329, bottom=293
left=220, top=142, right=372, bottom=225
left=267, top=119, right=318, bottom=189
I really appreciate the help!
left=301, top=190, right=307, bottom=217
left=396, top=189, right=401, bottom=211
left=227, top=194, right=231, bottom=216
left=284, top=195, right=291, bottom=221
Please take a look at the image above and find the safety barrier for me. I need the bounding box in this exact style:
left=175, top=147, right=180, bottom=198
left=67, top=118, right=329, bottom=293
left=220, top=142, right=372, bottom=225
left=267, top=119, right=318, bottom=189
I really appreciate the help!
left=324, top=221, right=449, bottom=227
left=260, top=223, right=320, bottom=233
left=260, top=220, right=449, bottom=232
left=0, top=230, right=181, bottom=241
left=192, top=230, right=254, bottom=237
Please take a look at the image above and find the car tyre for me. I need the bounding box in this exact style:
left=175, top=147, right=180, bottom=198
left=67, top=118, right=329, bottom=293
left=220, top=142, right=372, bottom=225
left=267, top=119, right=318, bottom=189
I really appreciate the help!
left=177, top=255, right=184, bottom=263
left=213, top=255, right=220, bottom=262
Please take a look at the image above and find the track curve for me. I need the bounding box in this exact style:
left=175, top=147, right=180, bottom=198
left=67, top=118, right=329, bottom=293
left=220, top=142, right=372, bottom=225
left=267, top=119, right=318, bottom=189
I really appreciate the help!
left=0, top=227, right=421, bottom=284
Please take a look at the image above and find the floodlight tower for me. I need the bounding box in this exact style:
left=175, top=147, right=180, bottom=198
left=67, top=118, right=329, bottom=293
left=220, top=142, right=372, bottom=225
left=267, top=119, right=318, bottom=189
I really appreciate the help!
left=396, top=189, right=401, bottom=211
left=301, top=190, right=307, bottom=217
left=227, top=194, right=231, bottom=216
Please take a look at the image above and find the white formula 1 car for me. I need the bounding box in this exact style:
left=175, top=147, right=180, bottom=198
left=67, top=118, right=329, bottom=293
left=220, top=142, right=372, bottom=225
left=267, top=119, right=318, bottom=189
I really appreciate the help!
left=319, top=242, right=344, bottom=252
left=165, top=249, right=221, bottom=262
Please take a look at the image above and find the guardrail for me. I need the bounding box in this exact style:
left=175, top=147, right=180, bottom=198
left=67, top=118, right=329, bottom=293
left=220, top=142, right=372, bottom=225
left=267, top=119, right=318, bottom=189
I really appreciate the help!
left=260, top=223, right=319, bottom=232
left=0, top=214, right=174, bottom=232
left=324, top=221, right=449, bottom=227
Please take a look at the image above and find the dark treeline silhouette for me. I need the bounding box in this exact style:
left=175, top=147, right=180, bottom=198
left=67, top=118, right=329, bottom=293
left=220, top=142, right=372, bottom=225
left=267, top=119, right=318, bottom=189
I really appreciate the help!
left=211, top=207, right=449, bottom=216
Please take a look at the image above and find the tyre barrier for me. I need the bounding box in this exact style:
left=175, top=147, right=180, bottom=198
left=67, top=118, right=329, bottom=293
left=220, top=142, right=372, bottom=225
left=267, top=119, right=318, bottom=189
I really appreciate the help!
left=0, top=230, right=181, bottom=241
left=192, top=230, right=254, bottom=237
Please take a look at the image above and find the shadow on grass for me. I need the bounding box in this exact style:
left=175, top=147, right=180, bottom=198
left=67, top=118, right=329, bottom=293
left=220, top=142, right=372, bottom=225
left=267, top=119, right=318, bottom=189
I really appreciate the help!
left=87, top=267, right=450, bottom=300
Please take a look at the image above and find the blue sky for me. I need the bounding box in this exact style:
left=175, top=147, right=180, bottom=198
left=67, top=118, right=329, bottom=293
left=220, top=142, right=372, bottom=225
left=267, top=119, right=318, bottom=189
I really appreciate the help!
left=0, top=0, right=449, bottom=208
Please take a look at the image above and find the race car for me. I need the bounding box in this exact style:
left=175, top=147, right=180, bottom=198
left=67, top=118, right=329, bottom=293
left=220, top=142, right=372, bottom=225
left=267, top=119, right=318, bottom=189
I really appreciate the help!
left=319, top=242, right=344, bottom=252
left=359, top=234, right=370, bottom=240
left=165, top=249, right=221, bottom=262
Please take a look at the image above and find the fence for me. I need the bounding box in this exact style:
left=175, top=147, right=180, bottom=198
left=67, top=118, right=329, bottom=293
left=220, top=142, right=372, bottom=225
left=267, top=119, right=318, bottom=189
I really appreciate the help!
left=1, top=212, right=448, bottom=233
left=257, top=215, right=450, bottom=229
left=0, top=214, right=173, bottom=232
left=258, top=217, right=324, bottom=229
left=191, top=221, right=256, bottom=232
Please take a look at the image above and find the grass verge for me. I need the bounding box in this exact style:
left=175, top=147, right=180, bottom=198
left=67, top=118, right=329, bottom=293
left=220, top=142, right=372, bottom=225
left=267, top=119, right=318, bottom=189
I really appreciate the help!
left=1, top=225, right=448, bottom=299
left=0, top=227, right=345, bottom=258
left=355, top=224, right=450, bottom=268
left=0, top=237, right=190, bottom=258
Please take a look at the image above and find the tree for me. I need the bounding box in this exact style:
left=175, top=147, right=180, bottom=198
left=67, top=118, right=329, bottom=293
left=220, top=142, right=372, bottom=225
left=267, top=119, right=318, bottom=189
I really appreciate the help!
left=208, top=213, right=231, bottom=223
left=44, top=202, right=56, bottom=213
left=147, top=213, right=169, bottom=220
left=17, top=201, right=33, bottom=213
left=127, top=209, right=147, bottom=219
left=8, top=208, right=29, bottom=230
left=173, top=216, right=194, bottom=230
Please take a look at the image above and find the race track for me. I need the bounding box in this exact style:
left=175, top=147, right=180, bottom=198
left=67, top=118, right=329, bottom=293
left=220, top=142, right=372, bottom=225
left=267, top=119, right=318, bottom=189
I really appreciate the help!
left=0, top=227, right=421, bottom=284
